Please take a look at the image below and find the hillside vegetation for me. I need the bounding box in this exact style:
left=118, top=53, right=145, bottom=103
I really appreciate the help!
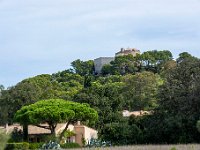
left=1, top=50, right=200, bottom=145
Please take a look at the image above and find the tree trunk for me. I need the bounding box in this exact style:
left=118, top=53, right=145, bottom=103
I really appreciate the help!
left=59, top=121, right=71, bottom=140
left=23, top=124, right=28, bottom=142
left=50, top=125, right=56, bottom=137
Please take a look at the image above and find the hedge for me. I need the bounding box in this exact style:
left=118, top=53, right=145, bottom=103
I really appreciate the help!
left=29, top=143, right=44, bottom=149
left=5, top=142, right=45, bottom=150
left=5, top=142, right=29, bottom=150
left=60, top=143, right=81, bottom=149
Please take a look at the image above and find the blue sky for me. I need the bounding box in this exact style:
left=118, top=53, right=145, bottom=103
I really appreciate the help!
left=0, top=0, right=200, bottom=87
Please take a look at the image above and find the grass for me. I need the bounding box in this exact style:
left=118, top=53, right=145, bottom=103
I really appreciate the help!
left=65, top=144, right=199, bottom=150
left=0, top=129, right=10, bottom=150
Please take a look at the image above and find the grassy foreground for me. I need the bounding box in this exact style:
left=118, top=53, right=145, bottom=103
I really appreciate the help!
left=0, top=129, right=10, bottom=150
left=67, top=145, right=200, bottom=150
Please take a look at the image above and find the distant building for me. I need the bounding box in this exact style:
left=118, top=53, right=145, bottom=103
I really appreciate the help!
left=122, top=110, right=151, bottom=117
left=1, top=122, right=98, bottom=146
left=94, top=57, right=114, bottom=74
left=115, top=48, right=140, bottom=57
left=94, top=47, right=140, bottom=74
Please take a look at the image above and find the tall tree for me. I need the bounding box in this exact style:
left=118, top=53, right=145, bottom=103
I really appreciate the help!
left=0, top=74, right=82, bottom=124
left=14, top=99, right=98, bottom=140
left=71, top=59, right=94, bottom=76
left=176, top=52, right=196, bottom=63
left=122, top=72, right=162, bottom=111
left=140, top=50, right=173, bottom=73
left=109, top=54, right=138, bottom=75
left=156, top=57, right=200, bottom=143
left=74, top=75, right=125, bottom=135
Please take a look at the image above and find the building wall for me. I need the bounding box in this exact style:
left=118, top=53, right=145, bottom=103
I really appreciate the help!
left=74, top=126, right=85, bottom=146
left=83, top=126, right=98, bottom=144
left=94, top=57, right=114, bottom=74
left=74, top=125, right=98, bottom=146
left=115, top=48, right=140, bottom=57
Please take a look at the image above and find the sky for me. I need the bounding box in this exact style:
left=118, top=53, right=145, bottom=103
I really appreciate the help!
left=0, top=0, right=200, bottom=87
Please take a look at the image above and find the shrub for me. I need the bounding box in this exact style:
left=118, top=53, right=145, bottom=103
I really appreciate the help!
left=60, top=143, right=81, bottom=149
left=41, top=141, right=61, bottom=149
left=8, top=127, right=23, bottom=142
left=5, top=142, right=29, bottom=150
left=29, top=143, right=44, bottom=149
left=40, top=134, right=58, bottom=143
left=0, top=130, right=10, bottom=150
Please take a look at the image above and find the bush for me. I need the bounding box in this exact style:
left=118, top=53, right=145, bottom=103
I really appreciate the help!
left=29, top=143, right=44, bottom=149
left=8, top=127, right=23, bottom=142
left=5, top=142, right=29, bottom=150
left=40, top=134, right=58, bottom=143
left=60, top=143, right=81, bottom=149
left=41, top=141, right=61, bottom=149
left=0, top=130, right=10, bottom=150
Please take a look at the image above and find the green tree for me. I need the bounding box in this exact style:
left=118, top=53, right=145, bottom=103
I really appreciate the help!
left=0, top=75, right=57, bottom=124
left=160, top=60, right=177, bottom=78
left=71, top=59, right=94, bottom=76
left=140, top=50, right=173, bottom=73
left=0, top=73, right=84, bottom=125
left=176, top=52, right=194, bottom=63
left=14, top=99, right=98, bottom=141
left=110, top=54, right=138, bottom=75
left=155, top=57, right=200, bottom=143
left=101, top=64, right=112, bottom=75
left=0, top=84, right=4, bottom=91
left=196, top=120, right=200, bottom=133
left=74, top=75, right=125, bottom=136
left=122, top=72, right=162, bottom=111
left=0, top=129, right=10, bottom=149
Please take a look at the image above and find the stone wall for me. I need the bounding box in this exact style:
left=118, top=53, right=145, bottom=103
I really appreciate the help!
left=94, top=57, right=114, bottom=74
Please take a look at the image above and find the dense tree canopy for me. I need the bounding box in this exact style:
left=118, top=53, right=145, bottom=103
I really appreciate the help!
left=14, top=99, right=98, bottom=139
left=0, top=73, right=84, bottom=125
left=2, top=50, right=200, bottom=145
left=144, top=56, right=200, bottom=143
left=71, top=59, right=94, bottom=76
left=122, top=71, right=162, bottom=110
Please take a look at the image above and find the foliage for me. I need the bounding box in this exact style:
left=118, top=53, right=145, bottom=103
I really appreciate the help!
left=14, top=99, right=98, bottom=140
left=140, top=50, right=173, bottom=73
left=110, top=54, right=138, bottom=75
left=41, top=141, right=61, bottom=149
left=29, top=143, right=44, bottom=149
left=101, top=116, right=144, bottom=145
left=59, top=130, right=76, bottom=144
left=147, top=57, right=200, bottom=143
left=71, top=59, right=94, bottom=76
left=8, top=127, right=23, bottom=142
left=122, top=72, right=162, bottom=110
left=0, top=129, right=10, bottom=150
left=170, top=147, right=177, bottom=150
left=0, top=75, right=63, bottom=124
left=87, top=138, right=111, bottom=147
left=5, top=142, right=29, bottom=150
left=0, top=73, right=84, bottom=125
left=40, top=134, right=58, bottom=143
left=102, top=50, right=173, bottom=75
left=176, top=52, right=194, bottom=63
left=3, top=50, right=200, bottom=145
left=63, top=130, right=76, bottom=138
left=81, top=137, right=86, bottom=146
left=74, top=76, right=125, bottom=134
left=60, top=142, right=81, bottom=149
left=196, top=120, right=200, bottom=133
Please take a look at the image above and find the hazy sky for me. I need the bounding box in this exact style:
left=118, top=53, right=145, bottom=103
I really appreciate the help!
left=0, top=0, right=200, bottom=87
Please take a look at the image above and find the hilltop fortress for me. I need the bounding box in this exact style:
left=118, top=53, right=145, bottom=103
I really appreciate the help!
left=94, top=48, right=140, bottom=74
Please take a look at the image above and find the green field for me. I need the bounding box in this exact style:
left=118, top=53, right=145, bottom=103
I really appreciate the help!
left=67, top=145, right=200, bottom=150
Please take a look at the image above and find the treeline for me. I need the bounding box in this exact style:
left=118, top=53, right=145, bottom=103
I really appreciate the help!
left=1, top=50, right=200, bottom=144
